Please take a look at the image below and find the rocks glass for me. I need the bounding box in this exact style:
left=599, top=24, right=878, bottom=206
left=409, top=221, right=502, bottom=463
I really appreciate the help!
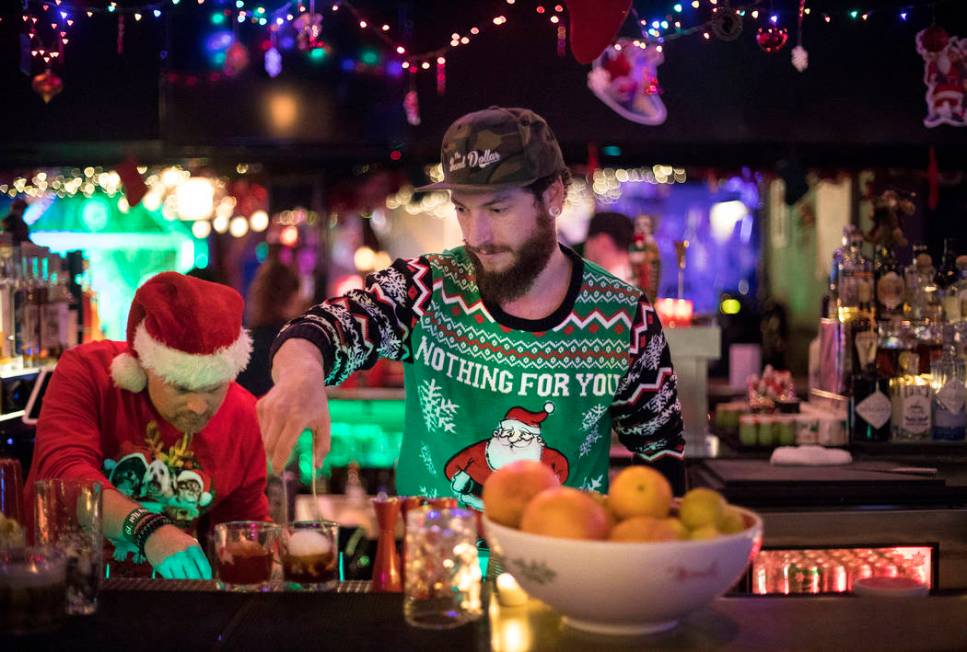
left=282, top=520, right=339, bottom=591
left=404, top=506, right=482, bottom=629
left=0, top=546, right=67, bottom=635
left=33, top=479, right=102, bottom=615
left=211, top=521, right=280, bottom=592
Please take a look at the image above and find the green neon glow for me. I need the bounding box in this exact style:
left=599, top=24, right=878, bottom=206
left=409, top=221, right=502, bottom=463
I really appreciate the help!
left=721, top=298, right=741, bottom=315
left=212, top=51, right=227, bottom=66
left=255, top=241, right=269, bottom=262
left=211, top=12, right=225, bottom=25
left=309, top=47, right=328, bottom=62
left=359, top=49, right=380, bottom=65
left=81, top=197, right=110, bottom=232
left=29, top=193, right=206, bottom=340
left=295, top=399, right=405, bottom=484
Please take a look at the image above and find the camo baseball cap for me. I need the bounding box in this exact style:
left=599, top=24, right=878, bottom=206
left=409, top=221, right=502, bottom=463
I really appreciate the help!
left=416, top=106, right=566, bottom=192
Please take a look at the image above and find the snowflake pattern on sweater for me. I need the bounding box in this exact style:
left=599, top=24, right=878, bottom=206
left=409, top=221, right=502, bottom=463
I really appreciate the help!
left=274, top=246, right=685, bottom=502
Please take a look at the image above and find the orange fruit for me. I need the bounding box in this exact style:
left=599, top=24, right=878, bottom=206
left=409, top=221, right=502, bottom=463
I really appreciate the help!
left=607, top=466, right=673, bottom=520
left=679, top=488, right=726, bottom=530
left=520, top=487, right=611, bottom=540
left=483, top=460, right=561, bottom=528
left=587, top=491, right=617, bottom=530
left=609, top=516, right=688, bottom=542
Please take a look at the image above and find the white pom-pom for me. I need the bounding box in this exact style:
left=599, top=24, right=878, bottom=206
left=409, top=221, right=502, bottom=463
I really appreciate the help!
left=544, top=402, right=555, bottom=414
left=792, top=45, right=809, bottom=72
left=110, top=352, right=147, bottom=393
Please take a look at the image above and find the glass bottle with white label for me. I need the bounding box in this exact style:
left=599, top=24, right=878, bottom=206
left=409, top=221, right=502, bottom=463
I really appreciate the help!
left=891, top=351, right=932, bottom=441
left=838, top=233, right=874, bottom=324
left=931, top=325, right=966, bottom=441
left=850, top=330, right=891, bottom=443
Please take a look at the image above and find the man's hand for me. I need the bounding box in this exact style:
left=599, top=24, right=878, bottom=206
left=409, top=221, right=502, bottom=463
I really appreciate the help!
left=258, top=339, right=332, bottom=473
left=143, top=525, right=212, bottom=580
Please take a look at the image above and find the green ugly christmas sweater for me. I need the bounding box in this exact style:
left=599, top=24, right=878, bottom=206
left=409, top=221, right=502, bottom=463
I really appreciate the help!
left=273, top=246, right=684, bottom=508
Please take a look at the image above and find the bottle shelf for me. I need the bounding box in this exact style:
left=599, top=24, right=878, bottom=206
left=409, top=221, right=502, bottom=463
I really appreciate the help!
left=0, top=366, right=45, bottom=380
left=0, top=410, right=25, bottom=423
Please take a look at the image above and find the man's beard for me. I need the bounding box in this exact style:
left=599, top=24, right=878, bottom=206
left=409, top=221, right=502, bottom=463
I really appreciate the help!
left=467, top=206, right=558, bottom=304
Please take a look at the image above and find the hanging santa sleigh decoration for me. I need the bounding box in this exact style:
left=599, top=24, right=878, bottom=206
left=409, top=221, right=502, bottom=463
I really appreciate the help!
left=916, top=26, right=966, bottom=128
left=587, top=39, right=667, bottom=126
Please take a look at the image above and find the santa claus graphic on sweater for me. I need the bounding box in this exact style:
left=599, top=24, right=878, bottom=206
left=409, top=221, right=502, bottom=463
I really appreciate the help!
left=445, top=402, right=569, bottom=510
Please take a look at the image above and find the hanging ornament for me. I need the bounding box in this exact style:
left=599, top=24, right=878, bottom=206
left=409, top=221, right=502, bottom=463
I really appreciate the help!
left=435, top=57, right=446, bottom=96
left=756, top=27, right=788, bottom=54
left=403, top=89, right=420, bottom=126
left=117, top=13, right=124, bottom=55
left=564, top=0, right=632, bottom=64
left=294, top=11, right=323, bottom=51
left=919, top=25, right=949, bottom=54
left=587, top=38, right=666, bottom=125
left=791, top=0, right=808, bottom=71
left=32, top=69, right=63, bottom=103
left=709, top=2, right=742, bottom=42
left=916, top=27, right=966, bottom=128
left=265, top=47, right=282, bottom=78
left=224, top=42, right=250, bottom=78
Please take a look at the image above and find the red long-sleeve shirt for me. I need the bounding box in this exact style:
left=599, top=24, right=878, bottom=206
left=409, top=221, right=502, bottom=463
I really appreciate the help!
left=24, top=341, right=269, bottom=546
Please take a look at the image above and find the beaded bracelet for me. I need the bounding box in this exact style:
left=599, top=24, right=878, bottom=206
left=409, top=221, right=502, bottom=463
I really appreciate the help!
left=121, top=507, right=151, bottom=543
left=133, top=513, right=174, bottom=557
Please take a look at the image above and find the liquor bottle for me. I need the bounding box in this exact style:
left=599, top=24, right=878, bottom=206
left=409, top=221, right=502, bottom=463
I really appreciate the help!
left=954, top=256, right=967, bottom=323
left=874, top=243, right=905, bottom=322
left=850, top=330, right=891, bottom=443
left=904, top=246, right=936, bottom=322
left=837, top=232, right=873, bottom=324
left=12, top=247, right=26, bottom=365
left=45, top=255, right=71, bottom=360
left=829, top=225, right=858, bottom=317
left=891, top=351, right=932, bottom=441
left=20, top=248, right=39, bottom=367
left=629, top=214, right=661, bottom=301
left=0, top=237, right=16, bottom=369
left=934, top=237, right=958, bottom=291
left=931, top=325, right=966, bottom=441
left=34, top=250, right=50, bottom=364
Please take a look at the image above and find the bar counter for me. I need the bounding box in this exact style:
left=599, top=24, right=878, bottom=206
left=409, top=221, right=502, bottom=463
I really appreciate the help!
left=5, top=580, right=966, bottom=651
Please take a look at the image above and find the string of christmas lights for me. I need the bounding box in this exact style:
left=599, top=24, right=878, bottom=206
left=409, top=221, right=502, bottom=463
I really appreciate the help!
left=19, top=0, right=563, bottom=78
left=633, top=0, right=961, bottom=46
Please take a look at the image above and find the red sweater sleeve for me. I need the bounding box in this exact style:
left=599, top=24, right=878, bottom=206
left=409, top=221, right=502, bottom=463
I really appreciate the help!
left=30, top=347, right=114, bottom=488
left=205, top=396, right=270, bottom=524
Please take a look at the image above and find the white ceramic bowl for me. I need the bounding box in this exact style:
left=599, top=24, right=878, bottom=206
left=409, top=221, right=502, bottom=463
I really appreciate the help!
left=483, top=507, right=763, bottom=636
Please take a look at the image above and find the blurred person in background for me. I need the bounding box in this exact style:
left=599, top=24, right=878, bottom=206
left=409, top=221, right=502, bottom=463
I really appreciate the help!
left=237, top=256, right=306, bottom=397
left=582, top=211, right=635, bottom=284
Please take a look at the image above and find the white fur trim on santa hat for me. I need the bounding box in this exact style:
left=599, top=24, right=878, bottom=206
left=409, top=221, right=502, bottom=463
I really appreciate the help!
left=113, top=322, right=253, bottom=392
left=111, top=351, right=148, bottom=393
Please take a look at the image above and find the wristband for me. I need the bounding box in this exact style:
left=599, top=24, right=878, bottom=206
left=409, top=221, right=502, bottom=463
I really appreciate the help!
left=121, top=507, right=152, bottom=543
left=134, top=514, right=174, bottom=557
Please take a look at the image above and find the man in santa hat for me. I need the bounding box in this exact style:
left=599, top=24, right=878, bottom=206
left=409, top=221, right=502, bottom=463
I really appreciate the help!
left=25, top=272, right=269, bottom=579
left=445, top=402, right=568, bottom=510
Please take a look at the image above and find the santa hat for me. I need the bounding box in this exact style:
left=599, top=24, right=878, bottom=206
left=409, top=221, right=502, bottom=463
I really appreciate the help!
left=176, top=468, right=213, bottom=507
left=110, top=272, right=252, bottom=393
left=500, top=402, right=555, bottom=434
